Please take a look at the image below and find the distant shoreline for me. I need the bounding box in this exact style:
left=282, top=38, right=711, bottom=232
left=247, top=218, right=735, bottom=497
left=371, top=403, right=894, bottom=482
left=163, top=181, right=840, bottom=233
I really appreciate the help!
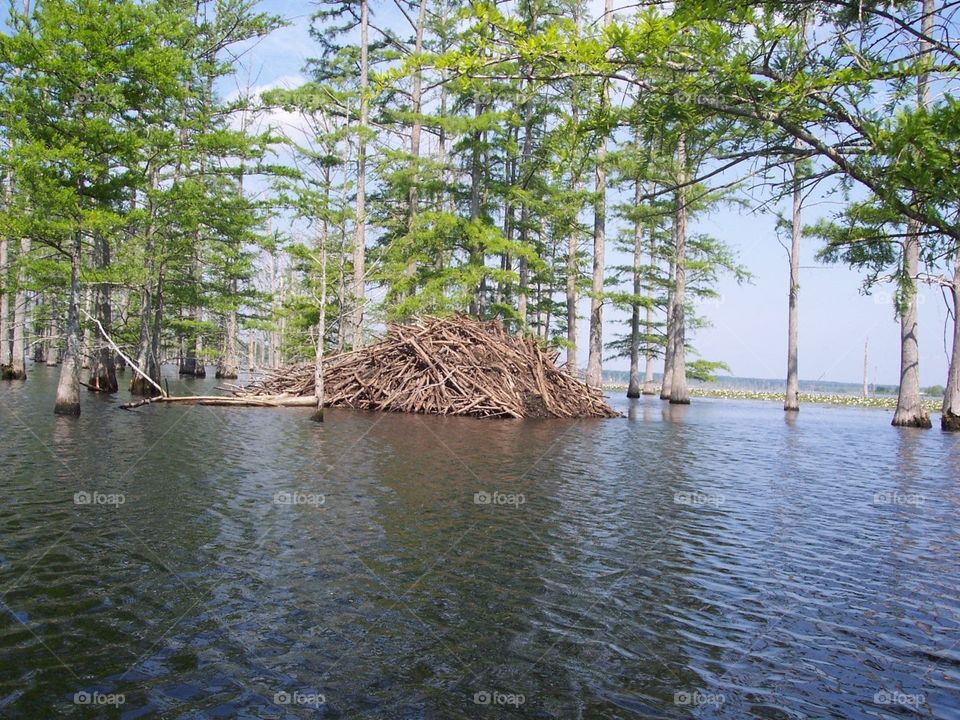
left=603, top=384, right=942, bottom=412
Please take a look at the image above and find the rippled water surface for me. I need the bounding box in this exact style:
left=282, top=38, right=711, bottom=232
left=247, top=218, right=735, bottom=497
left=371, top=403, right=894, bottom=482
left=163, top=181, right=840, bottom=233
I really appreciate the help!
left=1, top=365, right=959, bottom=719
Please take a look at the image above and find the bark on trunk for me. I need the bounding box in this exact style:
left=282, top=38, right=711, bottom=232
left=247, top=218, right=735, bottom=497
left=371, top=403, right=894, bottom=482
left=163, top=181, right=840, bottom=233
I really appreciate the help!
left=892, top=222, right=931, bottom=427
left=642, top=205, right=657, bottom=395
left=585, top=0, right=613, bottom=388
left=893, top=0, right=933, bottom=429
left=313, top=227, right=328, bottom=423
left=468, top=99, right=485, bottom=317
left=194, top=331, right=206, bottom=378
left=217, top=292, right=239, bottom=379
left=669, top=133, right=690, bottom=405
left=403, top=0, right=427, bottom=288
left=627, top=176, right=644, bottom=399
left=941, top=256, right=960, bottom=431
left=566, top=220, right=577, bottom=374
left=45, top=299, right=58, bottom=365
left=8, top=234, right=30, bottom=379
left=660, top=258, right=676, bottom=400
left=350, top=0, right=369, bottom=348
left=87, top=233, right=117, bottom=392
left=784, top=155, right=802, bottom=412
left=0, top=206, right=8, bottom=369
left=54, top=231, right=82, bottom=415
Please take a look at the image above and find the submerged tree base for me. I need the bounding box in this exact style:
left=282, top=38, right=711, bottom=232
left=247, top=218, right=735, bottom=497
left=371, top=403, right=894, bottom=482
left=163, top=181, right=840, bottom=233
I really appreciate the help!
left=54, top=400, right=81, bottom=416
left=892, top=413, right=933, bottom=429
left=942, top=412, right=960, bottom=431
left=1, top=366, right=26, bottom=380
left=87, top=372, right=118, bottom=393
left=129, top=376, right=162, bottom=397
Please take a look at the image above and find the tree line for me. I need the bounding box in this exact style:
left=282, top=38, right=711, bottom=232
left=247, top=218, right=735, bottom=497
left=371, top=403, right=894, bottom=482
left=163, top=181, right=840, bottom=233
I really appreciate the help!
left=0, top=0, right=957, bottom=431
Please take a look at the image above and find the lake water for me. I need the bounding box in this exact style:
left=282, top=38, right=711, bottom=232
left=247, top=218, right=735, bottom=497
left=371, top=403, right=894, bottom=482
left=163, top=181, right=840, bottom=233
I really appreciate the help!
left=1, top=365, right=958, bottom=718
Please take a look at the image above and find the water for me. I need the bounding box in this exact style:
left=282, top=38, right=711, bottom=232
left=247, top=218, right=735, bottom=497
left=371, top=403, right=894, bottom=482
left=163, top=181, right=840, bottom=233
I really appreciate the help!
left=1, top=365, right=958, bottom=719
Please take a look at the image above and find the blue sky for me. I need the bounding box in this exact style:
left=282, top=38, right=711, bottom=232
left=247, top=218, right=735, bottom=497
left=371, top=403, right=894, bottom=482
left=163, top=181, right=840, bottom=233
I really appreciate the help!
left=234, top=2, right=951, bottom=388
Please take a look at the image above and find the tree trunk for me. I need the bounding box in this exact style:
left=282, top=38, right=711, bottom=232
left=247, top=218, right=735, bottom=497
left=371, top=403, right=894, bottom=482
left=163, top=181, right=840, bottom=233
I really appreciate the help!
left=350, top=0, right=369, bottom=348
left=627, top=176, right=644, bottom=399
left=45, top=297, right=58, bottom=365
left=941, top=256, right=960, bottom=430
left=0, top=179, right=9, bottom=369
left=585, top=0, right=613, bottom=389
left=517, top=103, right=533, bottom=326
left=660, top=257, right=676, bottom=399
left=784, top=155, right=802, bottom=411
left=642, top=199, right=657, bottom=395
left=891, top=224, right=931, bottom=426
left=87, top=233, right=117, bottom=392
left=194, top=329, right=206, bottom=378
left=54, top=231, right=82, bottom=415
left=404, top=0, right=427, bottom=287
left=893, top=0, right=933, bottom=428
left=217, top=285, right=239, bottom=379
left=669, top=133, right=690, bottom=405
left=468, top=99, right=485, bottom=317
left=7, top=232, right=30, bottom=379
left=313, top=224, right=328, bottom=423
left=566, top=216, right=578, bottom=374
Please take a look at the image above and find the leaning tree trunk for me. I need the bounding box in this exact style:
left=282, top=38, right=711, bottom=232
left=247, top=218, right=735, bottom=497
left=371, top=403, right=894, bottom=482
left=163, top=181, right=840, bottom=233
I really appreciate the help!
left=54, top=231, right=82, bottom=415
left=784, top=154, right=802, bottom=411
left=669, top=133, right=690, bottom=405
left=893, top=0, right=933, bottom=429
left=941, top=256, right=960, bottom=431
left=87, top=232, right=117, bottom=392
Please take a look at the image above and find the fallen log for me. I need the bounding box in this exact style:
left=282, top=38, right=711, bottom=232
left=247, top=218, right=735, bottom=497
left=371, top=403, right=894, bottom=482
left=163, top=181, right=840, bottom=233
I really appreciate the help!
left=121, top=395, right=317, bottom=410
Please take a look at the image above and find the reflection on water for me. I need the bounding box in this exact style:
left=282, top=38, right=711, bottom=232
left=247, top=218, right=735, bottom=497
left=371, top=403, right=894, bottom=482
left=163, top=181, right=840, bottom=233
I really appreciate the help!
left=1, top=365, right=958, bottom=718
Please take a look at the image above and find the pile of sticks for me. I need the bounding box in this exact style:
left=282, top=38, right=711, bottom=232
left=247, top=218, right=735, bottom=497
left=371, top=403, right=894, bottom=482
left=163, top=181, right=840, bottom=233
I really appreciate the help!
left=238, top=316, right=619, bottom=419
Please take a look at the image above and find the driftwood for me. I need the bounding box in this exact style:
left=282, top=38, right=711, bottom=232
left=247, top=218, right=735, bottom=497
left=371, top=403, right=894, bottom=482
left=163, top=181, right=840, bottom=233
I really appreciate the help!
left=236, top=316, right=619, bottom=419
left=121, top=394, right=316, bottom=410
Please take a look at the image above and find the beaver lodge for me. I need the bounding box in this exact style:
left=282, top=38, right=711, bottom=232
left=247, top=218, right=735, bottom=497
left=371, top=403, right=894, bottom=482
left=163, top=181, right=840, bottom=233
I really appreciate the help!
left=238, top=316, right=619, bottom=419
left=124, top=316, right=618, bottom=419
